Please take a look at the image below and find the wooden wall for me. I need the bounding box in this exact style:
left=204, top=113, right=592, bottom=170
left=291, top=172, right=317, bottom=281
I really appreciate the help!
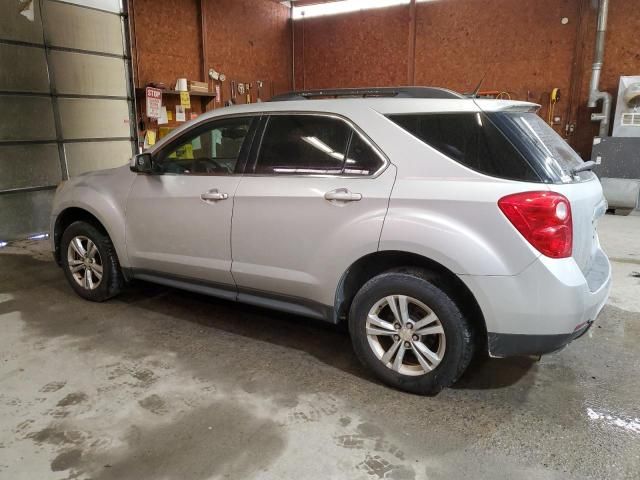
left=131, top=0, right=292, bottom=105
left=129, top=0, right=638, bottom=157
left=131, top=0, right=203, bottom=91
left=293, top=0, right=640, bottom=158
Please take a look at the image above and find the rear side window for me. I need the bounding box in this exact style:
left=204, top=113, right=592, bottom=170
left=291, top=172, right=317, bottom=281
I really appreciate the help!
left=388, top=113, right=541, bottom=182
left=255, top=115, right=350, bottom=174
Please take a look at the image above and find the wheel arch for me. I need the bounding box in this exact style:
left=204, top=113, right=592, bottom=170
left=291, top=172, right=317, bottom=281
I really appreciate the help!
left=334, top=250, right=487, bottom=346
left=53, top=207, right=115, bottom=266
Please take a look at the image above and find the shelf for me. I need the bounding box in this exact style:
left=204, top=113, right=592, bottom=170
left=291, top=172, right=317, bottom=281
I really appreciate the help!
left=135, top=88, right=216, bottom=98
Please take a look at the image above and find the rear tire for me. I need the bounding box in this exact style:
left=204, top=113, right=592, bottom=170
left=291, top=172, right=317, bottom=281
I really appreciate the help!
left=60, top=221, right=123, bottom=302
left=349, top=270, right=474, bottom=395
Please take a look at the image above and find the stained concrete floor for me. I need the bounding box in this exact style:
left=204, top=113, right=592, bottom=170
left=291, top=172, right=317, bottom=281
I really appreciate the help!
left=0, top=214, right=639, bottom=480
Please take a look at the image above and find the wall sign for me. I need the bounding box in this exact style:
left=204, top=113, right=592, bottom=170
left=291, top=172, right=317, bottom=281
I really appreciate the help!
left=180, top=91, right=191, bottom=109
left=145, top=87, right=162, bottom=119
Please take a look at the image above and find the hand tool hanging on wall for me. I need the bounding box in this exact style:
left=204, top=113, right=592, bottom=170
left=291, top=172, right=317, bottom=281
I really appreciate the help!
left=548, top=88, right=561, bottom=126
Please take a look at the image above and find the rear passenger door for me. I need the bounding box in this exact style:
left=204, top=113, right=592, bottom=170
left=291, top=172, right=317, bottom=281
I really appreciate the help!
left=231, top=113, right=396, bottom=312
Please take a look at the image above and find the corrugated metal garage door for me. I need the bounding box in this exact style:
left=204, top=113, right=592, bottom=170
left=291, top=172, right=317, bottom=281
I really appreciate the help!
left=0, top=0, right=135, bottom=240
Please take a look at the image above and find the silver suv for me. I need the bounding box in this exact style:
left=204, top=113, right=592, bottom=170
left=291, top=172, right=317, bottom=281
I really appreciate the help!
left=50, top=87, right=611, bottom=394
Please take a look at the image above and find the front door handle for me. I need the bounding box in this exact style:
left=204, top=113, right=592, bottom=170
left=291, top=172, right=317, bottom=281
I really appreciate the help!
left=324, top=188, right=362, bottom=202
left=201, top=189, right=229, bottom=201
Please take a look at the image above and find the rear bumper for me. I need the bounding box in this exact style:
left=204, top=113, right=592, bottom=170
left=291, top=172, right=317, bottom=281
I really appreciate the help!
left=461, top=248, right=611, bottom=357
left=487, top=321, right=594, bottom=357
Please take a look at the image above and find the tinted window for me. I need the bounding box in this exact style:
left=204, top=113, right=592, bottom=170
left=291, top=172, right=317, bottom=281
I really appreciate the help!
left=487, top=112, right=593, bottom=183
left=158, top=117, right=252, bottom=175
left=344, top=133, right=383, bottom=176
left=255, top=115, right=350, bottom=174
left=388, top=113, right=541, bottom=182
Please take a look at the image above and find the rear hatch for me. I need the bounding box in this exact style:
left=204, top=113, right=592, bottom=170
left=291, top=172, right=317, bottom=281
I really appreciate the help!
left=486, top=110, right=607, bottom=284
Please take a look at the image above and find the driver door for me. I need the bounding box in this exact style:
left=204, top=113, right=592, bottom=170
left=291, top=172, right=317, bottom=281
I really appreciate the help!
left=125, top=116, right=257, bottom=288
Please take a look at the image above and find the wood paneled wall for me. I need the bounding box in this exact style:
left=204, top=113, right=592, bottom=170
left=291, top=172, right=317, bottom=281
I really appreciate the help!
left=131, top=0, right=292, bottom=105
left=130, top=0, right=638, bottom=157
left=292, top=0, right=639, bottom=158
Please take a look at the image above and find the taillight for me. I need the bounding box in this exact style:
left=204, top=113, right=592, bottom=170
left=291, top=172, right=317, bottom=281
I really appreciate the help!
left=498, top=191, right=572, bottom=258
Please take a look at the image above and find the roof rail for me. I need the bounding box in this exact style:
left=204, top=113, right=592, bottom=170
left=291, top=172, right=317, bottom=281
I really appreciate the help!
left=270, top=87, right=464, bottom=102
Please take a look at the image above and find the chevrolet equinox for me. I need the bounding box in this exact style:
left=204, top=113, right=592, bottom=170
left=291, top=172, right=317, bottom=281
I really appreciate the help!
left=50, top=87, right=611, bottom=394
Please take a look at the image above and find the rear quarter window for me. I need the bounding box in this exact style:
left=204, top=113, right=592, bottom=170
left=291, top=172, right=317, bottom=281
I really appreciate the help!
left=388, top=113, right=542, bottom=182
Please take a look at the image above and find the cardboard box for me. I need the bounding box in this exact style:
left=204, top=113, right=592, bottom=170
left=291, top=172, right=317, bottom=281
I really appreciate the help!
left=189, top=81, right=209, bottom=93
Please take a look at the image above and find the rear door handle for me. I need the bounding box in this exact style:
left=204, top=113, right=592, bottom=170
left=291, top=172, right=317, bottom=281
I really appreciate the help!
left=201, top=189, right=229, bottom=201
left=324, top=188, right=362, bottom=202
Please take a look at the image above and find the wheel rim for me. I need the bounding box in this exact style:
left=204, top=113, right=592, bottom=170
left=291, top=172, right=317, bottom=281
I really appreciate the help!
left=366, top=295, right=446, bottom=376
left=67, top=235, right=103, bottom=290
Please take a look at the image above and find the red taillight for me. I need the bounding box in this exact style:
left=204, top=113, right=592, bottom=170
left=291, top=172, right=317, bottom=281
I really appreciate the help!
left=498, top=191, right=572, bottom=258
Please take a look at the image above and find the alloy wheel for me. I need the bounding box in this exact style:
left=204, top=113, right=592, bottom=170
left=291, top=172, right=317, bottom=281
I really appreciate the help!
left=366, top=295, right=446, bottom=376
left=67, top=235, right=103, bottom=290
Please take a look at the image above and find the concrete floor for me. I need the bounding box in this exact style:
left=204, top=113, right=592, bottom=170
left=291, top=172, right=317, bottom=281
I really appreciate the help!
left=0, top=214, right=639, bottom=480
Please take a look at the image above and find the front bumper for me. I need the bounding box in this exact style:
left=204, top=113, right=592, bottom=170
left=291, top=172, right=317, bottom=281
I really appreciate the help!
left=462, top=248, right=611, bottom=358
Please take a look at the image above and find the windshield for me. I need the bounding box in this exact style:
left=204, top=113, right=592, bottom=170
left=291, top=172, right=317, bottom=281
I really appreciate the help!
left=487, top=112, right=593, bottom=183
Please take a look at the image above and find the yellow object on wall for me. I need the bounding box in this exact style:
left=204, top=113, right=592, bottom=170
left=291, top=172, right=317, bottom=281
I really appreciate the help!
left=180, top=91, right=191, bottom=109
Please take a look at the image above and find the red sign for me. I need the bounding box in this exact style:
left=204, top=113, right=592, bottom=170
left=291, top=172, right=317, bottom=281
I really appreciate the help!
left=145, top=87, right=162, bottom=119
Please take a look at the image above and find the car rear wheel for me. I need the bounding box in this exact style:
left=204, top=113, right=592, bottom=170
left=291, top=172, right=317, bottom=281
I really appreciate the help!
left=60, top=221, right=123, bottom=301
left=349, top=270, right=474, bottom=395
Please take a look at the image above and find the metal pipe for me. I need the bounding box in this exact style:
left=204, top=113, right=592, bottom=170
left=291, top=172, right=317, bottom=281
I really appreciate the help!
left=291, top=3, right=295, bottom=90
left=407, top=0, right=417, bottom=86
left=588, top=0, right=612, bottom=137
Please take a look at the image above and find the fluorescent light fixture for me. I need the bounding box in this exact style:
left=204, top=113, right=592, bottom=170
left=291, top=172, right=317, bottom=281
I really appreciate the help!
left=293, top=0, right=433, bottom=20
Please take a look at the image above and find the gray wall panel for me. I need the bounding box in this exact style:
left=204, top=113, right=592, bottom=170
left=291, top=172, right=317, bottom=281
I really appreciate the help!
left=0, top=44, right=49, bottom=93
left=43, top=0, right=124, bottom=55
left=65, top=141, right=131, bottom=177
left=0, top=144, right=61, bottom=190
left=58, top=98, right=130, bottom=139
left=0, top=189, right=55, bottom=240
left=0, top=0, right=44, bottom=44
left=0, top=95, right=56, bottom=141
left=50, top=51, right=127, bottom=96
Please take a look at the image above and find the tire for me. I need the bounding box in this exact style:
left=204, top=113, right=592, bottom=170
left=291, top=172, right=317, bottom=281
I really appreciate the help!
left=60, top=221, right=123, bottom=302
left=349, top=270, right=474, bottom=395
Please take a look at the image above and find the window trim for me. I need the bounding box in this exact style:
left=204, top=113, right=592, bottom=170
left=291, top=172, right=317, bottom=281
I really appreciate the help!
left=245, top=111, right=390, bottom=179
left=150, top=115, right=260, bottom=176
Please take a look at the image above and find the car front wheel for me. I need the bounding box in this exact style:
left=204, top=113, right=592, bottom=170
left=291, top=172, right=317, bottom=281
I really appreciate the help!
left=60, top=221, right=123, bottom=301
left=349, top=270, right=474, bottom=395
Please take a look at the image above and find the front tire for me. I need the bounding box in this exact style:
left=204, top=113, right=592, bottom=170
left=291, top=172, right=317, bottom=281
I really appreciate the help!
left=349, top=270, right=474, bottom=395
left=60, top=221, right=123, bottom=302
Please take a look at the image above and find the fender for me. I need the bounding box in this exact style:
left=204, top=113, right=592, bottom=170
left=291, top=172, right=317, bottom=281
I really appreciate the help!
left=51, top=165, right=135, bottom=268
left=379, top=202, right=540, bottom=277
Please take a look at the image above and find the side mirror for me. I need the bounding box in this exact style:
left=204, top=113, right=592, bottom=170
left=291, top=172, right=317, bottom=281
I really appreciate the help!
left=130, top=152, right=154, bottom=173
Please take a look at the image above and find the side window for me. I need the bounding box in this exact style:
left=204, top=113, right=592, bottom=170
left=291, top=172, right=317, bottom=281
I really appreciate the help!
left=157, top=117, right=253, bottom=175
left=388, top=113, right=540, bottom=182
left=255, top=115, right=350, bottom=174
left=344, top=133, right=383, bottom=176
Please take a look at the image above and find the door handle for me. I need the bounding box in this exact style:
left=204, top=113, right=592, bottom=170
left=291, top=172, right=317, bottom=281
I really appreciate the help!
left=324, top=188, right=362, bottom=202
left=201, top=189, right=229, bottom=201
